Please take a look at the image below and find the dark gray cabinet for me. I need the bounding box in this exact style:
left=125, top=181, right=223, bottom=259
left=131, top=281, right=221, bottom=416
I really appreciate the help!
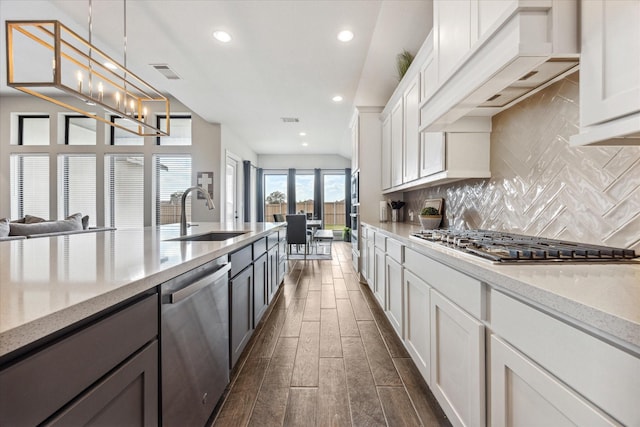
left=0, top=294, right=158, bottom=426
left=254, top=252, right=268, bottom=325
left=230, top=265, right=254, bottom=368
left=268, top=244, right=279, bottom=303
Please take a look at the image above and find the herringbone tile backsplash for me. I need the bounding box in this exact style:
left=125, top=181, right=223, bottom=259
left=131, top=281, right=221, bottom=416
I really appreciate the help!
left=404, top=72, right=640, bottom=251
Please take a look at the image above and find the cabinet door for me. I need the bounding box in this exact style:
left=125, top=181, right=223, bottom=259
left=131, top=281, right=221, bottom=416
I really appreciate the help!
left=421, top=54, right=437, bottom=102
left=391, top=98, right=404, bottom=187
left=366, top=237, right=376, bottom=291
left=403, top=76, right=420, bottom=183
left=46, top=341, right=158, bottom=427
left=385, top=256, right=403, bottom=338
left=351, top=115, right=359, bottom=171
left=490, top=335, right=620, bottom=427
left=430, top=289, right=485, bottom=427
left=373, top=247, right=386, bottom=309
left=381, top=114, right=392, bottom=190
left=361, top=234, right=368, bottom=282
left=434, top=0, right=473, bottom=85
left=420, top=132, right=445, bottom=177
left=254, top=253, right=268, bottom=325
left=403, top=269, right=431, bottom=385
left=230, top=266, right=254, bottom=368
left=581, top=0, right=640, bottom=126
left=268, top=245, right=279, bottom=303
left=277, top=239, right=286, bottom=289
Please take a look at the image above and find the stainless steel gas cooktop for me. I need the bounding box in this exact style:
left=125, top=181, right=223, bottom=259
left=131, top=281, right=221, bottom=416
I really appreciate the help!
left=409, top=229, right=639, bottom=264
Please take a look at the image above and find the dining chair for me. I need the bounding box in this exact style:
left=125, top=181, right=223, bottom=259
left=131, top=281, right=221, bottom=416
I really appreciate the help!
left=273, top=213, right=285, bottom=222
left=285, top=214, right=310, bottom=259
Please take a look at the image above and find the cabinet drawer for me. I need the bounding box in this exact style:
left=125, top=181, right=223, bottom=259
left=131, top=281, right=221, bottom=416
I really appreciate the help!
left=230, top=245, right=253, bottom=277
left=490, top=290, right=639, bottom=426
left=253, top=237, right=267, bottom=256
left=375, top=233, right=386, bottom=250
left=267, top=232, right=279, bottom=249
left=405, top=248, right=483, bottom=319
left=0, top=294, right=158, bottom=426
left=386, top=238, right=403, bottom=263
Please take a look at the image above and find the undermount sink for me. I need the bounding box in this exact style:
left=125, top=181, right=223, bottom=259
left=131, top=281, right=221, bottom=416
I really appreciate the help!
left=167, top=231, right=248, bottom=242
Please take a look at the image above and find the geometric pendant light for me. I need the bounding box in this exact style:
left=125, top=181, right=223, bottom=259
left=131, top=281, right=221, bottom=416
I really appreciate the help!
left=6, top=18, right=170, bottom=136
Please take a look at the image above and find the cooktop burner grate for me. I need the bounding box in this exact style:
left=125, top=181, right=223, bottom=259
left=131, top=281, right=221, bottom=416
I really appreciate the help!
left=409, top=229, right=639, bottom=263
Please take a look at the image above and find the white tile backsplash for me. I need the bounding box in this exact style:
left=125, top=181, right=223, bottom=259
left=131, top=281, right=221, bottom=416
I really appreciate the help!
left=405, top=72, right=640, bottom=251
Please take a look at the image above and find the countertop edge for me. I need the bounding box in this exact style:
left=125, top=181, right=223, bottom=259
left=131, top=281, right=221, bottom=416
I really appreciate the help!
left=0, top=224, right=285, bottom=359
left=363, top=222, right=640, bottom=353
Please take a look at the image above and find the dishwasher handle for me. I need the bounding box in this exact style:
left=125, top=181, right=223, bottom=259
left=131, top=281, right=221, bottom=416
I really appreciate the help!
left=168, top=263, right=231, bottom=304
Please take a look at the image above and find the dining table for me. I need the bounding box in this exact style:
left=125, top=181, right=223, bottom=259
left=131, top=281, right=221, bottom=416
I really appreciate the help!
left=306, top=219, right=322, bottom=248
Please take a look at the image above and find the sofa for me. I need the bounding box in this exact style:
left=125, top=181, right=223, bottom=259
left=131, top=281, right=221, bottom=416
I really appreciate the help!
left=0, top=213, right=114, bottom=241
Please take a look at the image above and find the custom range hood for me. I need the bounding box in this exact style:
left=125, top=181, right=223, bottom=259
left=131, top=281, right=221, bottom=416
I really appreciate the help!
left=420, top=0, right=579, bottom=132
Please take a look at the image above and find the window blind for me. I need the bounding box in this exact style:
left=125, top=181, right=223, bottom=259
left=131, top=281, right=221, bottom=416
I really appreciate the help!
left=58, top=154, right=96, bottom=226
left=153, top=155, right=192, bottom=225
left=10, top=154, right=50, bottom=219
left=105, top=154, right=144, bottom=229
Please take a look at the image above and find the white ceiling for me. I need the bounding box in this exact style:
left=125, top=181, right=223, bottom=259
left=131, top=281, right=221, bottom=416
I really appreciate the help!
left=1, top=0, right=432, bottom=158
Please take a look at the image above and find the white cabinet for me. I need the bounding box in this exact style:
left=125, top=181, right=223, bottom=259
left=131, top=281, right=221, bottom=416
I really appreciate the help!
left=430, top=289, right=485, bottom=427
left=403, top=269, right=431, bottom=384
left=403, top=76, right=420, bottom=183
left=381, top=114, right=392, bottom=190
left=351, top=115, right=359, bottom=171
left=390, top=99, right=404, bottom=187
left=385, top=255, right=403, bottom=338
left=490, top=335, right=619, bottom=427
left=373, top=247, right=386, bottom=309
left=365, top=231, right=375, bottom=289
left=420, top=132, right=445, bottom=177
left=571, top=0, right=640, bottom=146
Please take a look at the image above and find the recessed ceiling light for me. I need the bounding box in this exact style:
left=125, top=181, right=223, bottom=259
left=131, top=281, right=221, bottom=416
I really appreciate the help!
left=299, top=132, right=307, bottom=136
left=332, top=95, right=343, bottom=102
left=337, top=30, right=354, bottom=42
left=103, top=62, right=118, bottom=70
left=302, top=142, right=308, bottom=147
left=213, top=31, right=232, bottom=43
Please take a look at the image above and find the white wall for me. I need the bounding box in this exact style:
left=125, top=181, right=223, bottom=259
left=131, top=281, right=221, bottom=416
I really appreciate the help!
left=258, top=154, right=350, bottom=170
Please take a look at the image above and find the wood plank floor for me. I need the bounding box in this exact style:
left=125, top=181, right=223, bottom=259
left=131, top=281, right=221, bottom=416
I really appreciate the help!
left=212, top=242, right=451, bottom=427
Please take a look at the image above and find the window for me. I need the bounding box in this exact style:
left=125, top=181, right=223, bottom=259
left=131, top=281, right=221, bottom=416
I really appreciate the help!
left=105, top=155, right=144, bottom=229
left=58, top=155, right=96, bottom=226
left=295, top=173, right=314, bottom=217
left=10, top=154, right=50, bottom=219
left=264, top=173, right=287, bottom=220
left=65, top=116, right=96, bottom=145
left=110, top=116, right=144, bottom=145
left=323, top=173, right=346, bottom=230
left=154, top=155, right=192, bottom=225
left=156, top=116, right=191, bottom=145
left=18, top=115, right=49, bottom=145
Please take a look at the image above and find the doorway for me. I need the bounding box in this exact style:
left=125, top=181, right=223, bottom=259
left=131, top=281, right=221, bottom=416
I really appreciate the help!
left=225, top=151, right=241, bottom=223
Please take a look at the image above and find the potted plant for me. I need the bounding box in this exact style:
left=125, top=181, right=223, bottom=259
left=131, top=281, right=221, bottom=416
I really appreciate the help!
left=342, top=226, right=351, bottom=241
left=419, top=206, right=442, bottom=230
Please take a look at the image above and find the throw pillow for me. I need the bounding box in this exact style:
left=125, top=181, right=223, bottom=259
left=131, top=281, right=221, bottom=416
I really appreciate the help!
left=25, top=215, right=46, bottom=224
left=10, top=213, right=83, bottom=236
left=0, top=218, right=9, bottom=237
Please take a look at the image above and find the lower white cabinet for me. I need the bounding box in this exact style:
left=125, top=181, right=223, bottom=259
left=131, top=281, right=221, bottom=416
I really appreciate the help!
left=373, top=247, right=386, bottom=309
left=490, top=335, right=619, bottom=427
left=365, top=234, right=375, bottom=289
left=403, top=269, right=431, bottom=384
left=385, top=255, right=403, bottom=338
left=430, top=289, right=485, bottom=427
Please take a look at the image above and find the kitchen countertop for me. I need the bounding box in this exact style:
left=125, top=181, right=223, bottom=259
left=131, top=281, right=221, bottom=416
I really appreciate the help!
left=0, top=222, right=285, bottom=358
left=363, top=222, right=640, bottom=353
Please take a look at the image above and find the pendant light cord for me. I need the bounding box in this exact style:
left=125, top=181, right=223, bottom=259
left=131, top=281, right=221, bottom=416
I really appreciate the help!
left=88, top=0, right=93, bottom=95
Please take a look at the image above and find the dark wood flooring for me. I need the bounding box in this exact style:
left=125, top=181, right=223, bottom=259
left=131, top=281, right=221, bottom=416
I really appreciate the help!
left=212, top=241, right=450, bottom=427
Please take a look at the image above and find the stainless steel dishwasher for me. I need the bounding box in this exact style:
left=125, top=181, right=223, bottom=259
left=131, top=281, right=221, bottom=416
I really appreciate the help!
left=160, top=256, right=231, bottom=427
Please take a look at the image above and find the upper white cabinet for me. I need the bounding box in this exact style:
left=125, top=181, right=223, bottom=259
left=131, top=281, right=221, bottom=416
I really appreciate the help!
left=403, top=76, right=421, bottom=183
left=350, top=106, right=383, bottom=223
left=390, top=99, right=404, bottom=188
left=570, top=0, right=640, bottom=146
left=422, top=0, right=579, bottom=132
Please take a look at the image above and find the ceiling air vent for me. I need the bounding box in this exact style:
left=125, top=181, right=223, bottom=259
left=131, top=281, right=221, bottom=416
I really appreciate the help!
left=151, top=64, right=181, bottom=80
left=281, top=117, right=300, bottom=123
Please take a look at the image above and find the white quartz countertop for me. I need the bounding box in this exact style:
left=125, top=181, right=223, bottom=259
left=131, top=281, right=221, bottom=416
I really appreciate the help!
left=363, top=222, right=640, bottom=353
left=0, top=222, right=284, bottom=358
